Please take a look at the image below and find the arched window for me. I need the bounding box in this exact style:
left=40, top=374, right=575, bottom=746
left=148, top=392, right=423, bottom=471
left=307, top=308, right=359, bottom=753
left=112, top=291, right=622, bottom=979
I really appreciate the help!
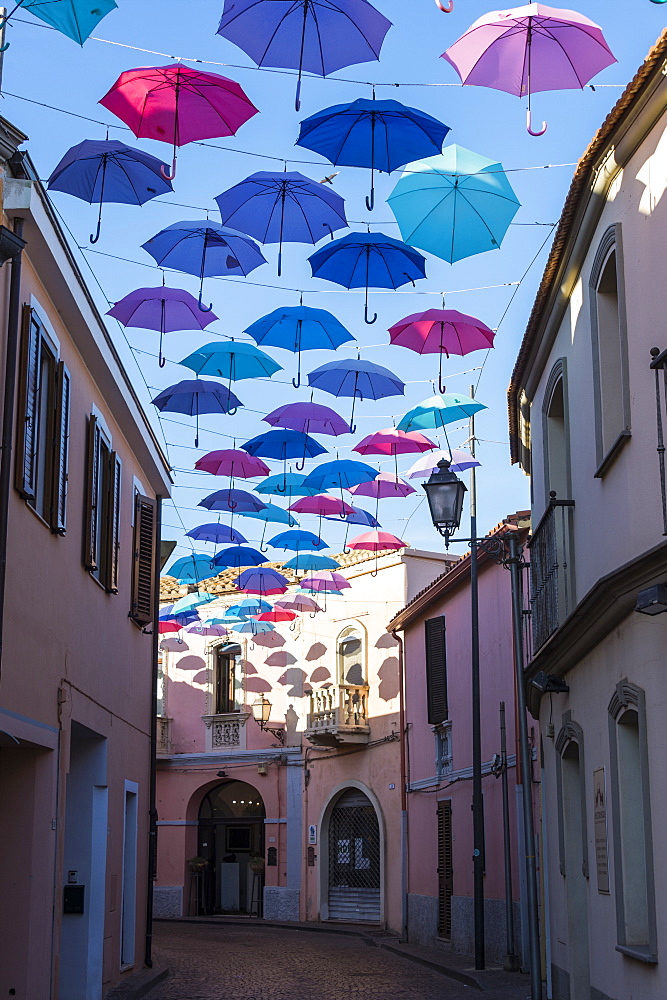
left=542, top=359, right=571, bottom=503
left=337, top=625, right=365, bottom=687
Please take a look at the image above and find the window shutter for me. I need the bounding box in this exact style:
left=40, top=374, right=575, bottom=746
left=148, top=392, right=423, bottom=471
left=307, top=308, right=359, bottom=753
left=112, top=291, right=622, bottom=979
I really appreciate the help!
left=106, top=451, right=122, bottom=593
left=131, top=493, right=157, bottom=626
left=84, top=414, right=100, bottom=569
left=50, top=361, right=70, bottom=534
left=425, top=616, right=447, bottom=725
left=14, top=306, right=41, bottom=500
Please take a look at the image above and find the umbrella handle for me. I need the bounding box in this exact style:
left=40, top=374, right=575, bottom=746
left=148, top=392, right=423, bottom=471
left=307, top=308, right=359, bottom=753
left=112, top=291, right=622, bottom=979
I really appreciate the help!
left=365, top=187, right=375, bottom=212
left=364, top=302, right=377, bottom=325
left=160, top=154, right=177, bottom=181
left=90, top=211, right=102, bottom=244
left=526, top=108, right=547, bottom=136
left=198, top=289, right=213, bottom=313
left=295, top=454, right=306, bottom=472
left=295, top=78, right=303, bottom=112
left=322, top=223, right=335, bottom=242
left=435, top=0, right=454, bottom=10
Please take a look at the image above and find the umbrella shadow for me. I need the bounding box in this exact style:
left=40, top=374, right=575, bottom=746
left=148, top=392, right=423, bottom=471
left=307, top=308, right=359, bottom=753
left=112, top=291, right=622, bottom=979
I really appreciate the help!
left=245, top=676, right=273, bottom=694
left=310, top=666, right=331, bottom=684
left=378, top=656, right=400, bottom=702
left=375, top=632, right=399, bottom=649
left=265, top=651, right=297, bottom=667
left=305, top=642, right=327, bottom=661
left=277, top=668, right=308, bottom=697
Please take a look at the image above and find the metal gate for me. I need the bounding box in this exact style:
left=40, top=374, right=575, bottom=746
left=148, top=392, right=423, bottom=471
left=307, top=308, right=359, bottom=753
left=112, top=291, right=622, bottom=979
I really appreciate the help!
left=437, top=800, right=453, bottom=938
left=327, top=788, right=381, bottom=922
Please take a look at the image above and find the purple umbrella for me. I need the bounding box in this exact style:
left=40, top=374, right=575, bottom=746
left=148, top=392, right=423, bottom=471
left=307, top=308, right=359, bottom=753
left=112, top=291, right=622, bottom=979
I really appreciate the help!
left=307, top=358, right=405, bottom=432
left=151, top=379, right=242, bottom=446
left=198, top=489, right=267, bottom=513
left=107, top=286, right=218, bottom=367
left=235, top=567, right=289, bottom=596
left=217, top=0, right=392, bottom=111
left=186, top=523, right=247, bottom=544
left=264, top=402, right=350, bottom=439
left=324, top=502, right=380, bottom=551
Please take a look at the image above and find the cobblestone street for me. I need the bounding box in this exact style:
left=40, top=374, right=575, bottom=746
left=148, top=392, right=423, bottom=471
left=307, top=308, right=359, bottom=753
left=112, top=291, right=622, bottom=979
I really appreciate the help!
left=146, top=921, right=533, bottom=1000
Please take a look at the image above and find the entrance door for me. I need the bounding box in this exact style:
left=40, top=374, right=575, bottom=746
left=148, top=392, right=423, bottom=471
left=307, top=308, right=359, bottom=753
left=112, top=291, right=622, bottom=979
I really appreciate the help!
left=197, top=781, right=265, bottom=915
left=437, top=800, right=453, bottom=938
left=561, top=742, right=591, bottom=1000
left=327, top=788, right=381, bottom=923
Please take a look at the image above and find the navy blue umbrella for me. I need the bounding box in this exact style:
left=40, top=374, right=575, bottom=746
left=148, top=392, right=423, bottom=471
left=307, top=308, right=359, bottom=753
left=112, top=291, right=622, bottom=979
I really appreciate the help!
left=212, top=545, right=268, bottom=570
left=48, top=139, right=173, bottom=243
left=198, top=489, right=267, bottom=513
left=151, top=379, right=242, bottom=447
left=242, top=429, right=328, bottom=476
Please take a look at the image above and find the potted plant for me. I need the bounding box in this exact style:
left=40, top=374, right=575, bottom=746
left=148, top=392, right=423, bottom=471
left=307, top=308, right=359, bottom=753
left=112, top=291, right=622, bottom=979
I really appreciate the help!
left=187, top=856, right=208, bottom=873
left=249, top=852, right=265, bottom=875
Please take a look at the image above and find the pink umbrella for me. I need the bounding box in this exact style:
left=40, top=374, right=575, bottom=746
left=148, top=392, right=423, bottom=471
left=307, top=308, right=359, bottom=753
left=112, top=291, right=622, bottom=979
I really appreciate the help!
left=256, top=609, right=297, bottom=622
left=441, top=4, right=616, bottom=135
left=388, top=309, right=495, bottom=392
left=347, top=530, right=407, bottom=551
left=195, top=449, right=270, bottom=479
left=353, top=427, right=436, bottom=476
left=276, top=595, right=322, bottom=614
left=348, top=473, right=415, bottom=499
left=289, top=494, right=354, bottom=517
left=158, top=619, right=181, bottom=634
left=264, top=401, right=350, bottom=437
left=99, top=64, right=259, bottom=179
left=406, top=448, right=481, bottom=480
left=300, top=571, right=351, bottom=592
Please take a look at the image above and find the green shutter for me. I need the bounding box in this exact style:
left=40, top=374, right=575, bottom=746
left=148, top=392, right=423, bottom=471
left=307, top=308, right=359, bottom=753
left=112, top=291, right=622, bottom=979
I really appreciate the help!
left=131, top=493, right=157, bottom=626
left=50, top=361, right=70, bottom=534
left=14, top=306, right=41, bottom=500
left=84, top=414, right=100, bottom=569
left=425, top=616, right=447, bottom=725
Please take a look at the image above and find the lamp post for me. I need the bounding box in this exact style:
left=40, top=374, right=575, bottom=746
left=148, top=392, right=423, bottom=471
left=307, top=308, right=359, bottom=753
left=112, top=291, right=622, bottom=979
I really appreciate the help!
left=251, top=696, right=285, bottom=745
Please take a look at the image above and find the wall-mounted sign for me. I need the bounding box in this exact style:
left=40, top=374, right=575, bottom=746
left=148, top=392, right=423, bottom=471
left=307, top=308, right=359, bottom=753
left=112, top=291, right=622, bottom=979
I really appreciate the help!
left=307, top=846, right=316, bottom=867
left=593, top=767, right=609, bottom=893
left=267, top=847, right=277, bottom=867
left=308, top=824, right=317, bottom=845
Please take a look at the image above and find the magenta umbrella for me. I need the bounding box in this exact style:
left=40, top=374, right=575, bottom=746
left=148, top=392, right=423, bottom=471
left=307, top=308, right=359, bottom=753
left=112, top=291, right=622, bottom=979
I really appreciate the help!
left=347, top=529, right=406, bottom=551
left=353, top=427, right=436, bottom=476
left=264, top=401, right=349, bottom=437
left=107, top=286, right=217, bottom=367
left=195, top=449, right=270, bottom=479
left=388, top=308, right=495, bottom=393
left=289, top=493, right=354, bottom=536
left=347, top=473, right=415, bottom=499
left=276, top=594, right=322, bottom=615
left=441, top=3, right=616, bottom=135
left=300, top=571, right=351, bottom=592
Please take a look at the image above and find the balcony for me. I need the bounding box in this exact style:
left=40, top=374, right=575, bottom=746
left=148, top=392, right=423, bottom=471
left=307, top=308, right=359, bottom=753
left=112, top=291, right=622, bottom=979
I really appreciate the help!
left=156, top=717, right=172, bottom=755
left=305, top=685, right=371, bottom=747
left=202, top=712, right=249, bottom=751
left=528, top=493, right=575, bottom=653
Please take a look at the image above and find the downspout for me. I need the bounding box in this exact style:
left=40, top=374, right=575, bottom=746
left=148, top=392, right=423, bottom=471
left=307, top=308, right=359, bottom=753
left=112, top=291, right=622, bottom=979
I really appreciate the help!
left=145, top=495, right=163, bottom=968
left=392, top=629, right=409, bottom=944
left=0, top=216, right=26, bottom=689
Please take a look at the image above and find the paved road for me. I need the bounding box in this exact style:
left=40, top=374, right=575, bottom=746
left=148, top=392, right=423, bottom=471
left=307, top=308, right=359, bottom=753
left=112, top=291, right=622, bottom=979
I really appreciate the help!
left=146, top=921, right=531, bottom=1000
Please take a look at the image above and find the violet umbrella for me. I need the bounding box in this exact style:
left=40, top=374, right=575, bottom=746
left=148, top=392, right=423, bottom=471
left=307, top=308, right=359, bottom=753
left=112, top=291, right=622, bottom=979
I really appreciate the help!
left=300, top=571, right=351, bottom=592
left=347, top=471, right=415, bottom=523
left=108, top=286, right=217, bottom=368
left=307, top=358, right=405, bottom=432
left=195, top=449, right=270, bottom=480
left=441, top=3, right=616, bottom=135
left=151, top=379, right=242, bottom=446
left=405, top=449, right=481, bottom=479
left=185, top=621, right=229, bottom=638
left=186, top=523, right=247, bottom=544
left=99, top=64, right=259, bottom=180
left=353, top=427, right=437, bottom=476
left=235, top=567, right=289, bottom=596
left=264, top=402, right=350, bottom=438
left=276, top=594, right=322, bottom=614
left=197, top=489, right=267, bottom=513
left=388, top=308, right=495, bottom=393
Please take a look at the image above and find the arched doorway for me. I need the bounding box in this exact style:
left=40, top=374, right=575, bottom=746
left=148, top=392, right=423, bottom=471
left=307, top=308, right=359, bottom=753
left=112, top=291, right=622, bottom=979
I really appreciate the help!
left=324, top=787, right=382, bottom=923
left=198, top=781, right=265, bottom=914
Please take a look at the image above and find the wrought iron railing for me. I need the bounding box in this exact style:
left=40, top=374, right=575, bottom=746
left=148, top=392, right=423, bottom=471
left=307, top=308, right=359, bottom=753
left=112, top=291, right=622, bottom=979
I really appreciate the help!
left=308, top=685, right=369, bottom=731
left=527, top=493, right=575, bottom=652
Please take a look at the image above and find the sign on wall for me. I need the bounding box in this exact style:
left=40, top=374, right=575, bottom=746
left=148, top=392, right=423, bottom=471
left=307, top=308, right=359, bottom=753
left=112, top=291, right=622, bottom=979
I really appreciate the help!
left=593, top=767, right=610, bottom=893
left=308, top=824, right=317, bottom=845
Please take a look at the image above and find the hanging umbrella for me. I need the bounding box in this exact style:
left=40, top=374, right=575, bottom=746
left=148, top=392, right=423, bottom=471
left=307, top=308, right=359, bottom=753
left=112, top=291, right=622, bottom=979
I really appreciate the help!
left=217, top=0, right=392, bottom=110
left=165, top=553, right=215, bottom=583
left=186, top=621, right=229, bottom=637
left=242, top=429, right=327, bottom=477
left=388, top=308, right=496, bottom=393
left=347, top=473, right=415, bottom=498
left=172, top=590, right=218, bottom=613
left=198, top=489, right=267, bottom=513
left=276, top=595, right=322, bottom=613
left=233, top=619, right=276, bottom=635
left=353, top=427, right=436, bottom=475
left=186, top=523, right=247, bottom=544
left=48, top=139, right=172, bottom=244
left=235, top=567, right=289, bottom=595
left=296, top=97, right=451, bottom=210
left=289, top=495, right=354, bottom=517
left=303, top=459, right=378, bottom=492
left=397, top=393, right=486, bottom=433
left=212, top=545, right=268, bottom=569
left=12, top=0, right=116, bottom=43
left=247, top=305, right=354, bottom=388
left=405, top=448, right=481, bottom=479
left=215, top=171, right=348, bottom=276
left=268, top=529, right=328, bottom=553
left=195, top=449, right=269, bottom=479
left=141, top=221, right=266, bottom=311
left=241, top=504, right=299, bottom=526
left=255, top=473, right=321, bottom=498
left=442, top=4, right=616, bottom=135
left=324, top=506, right=380, bottom=527
left=180, top=341, right=282, bottom=382
left=229, top=598, right=272, bottom=616
left=309, top=232, right=426, bottom=325
left=256, top=609, right=297, bottom=623
left=387, top=146, right=521, bottom=263
left=158, top=619, right=182, bottom=635
left=347, top=530, right=406, bottom=550
left=99, top=64, right=259, bottom=179
left=151, top=379, right=242, bottom=447
left=264, top=401, right=350, bottom=437
left=107, top=286, right=217, bottom=368
left=282, top=553, right=340, bottom=572
left=301, top=571, right=351, bottom=591
left=307, top=358, right=405, bottom=432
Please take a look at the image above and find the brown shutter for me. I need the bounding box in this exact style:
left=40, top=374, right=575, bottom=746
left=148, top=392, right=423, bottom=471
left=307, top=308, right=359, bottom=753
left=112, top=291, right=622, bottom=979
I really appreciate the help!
left=131, top=493, right=157, bottom=626
left=437, top=801, right=453, bottom=938
left=106, top=452, right=122, bottom=593
left=50, top=361, right=70, bottom=534
left=14, top=306, right=41, bottom=500
left=84, top=414, right=100, bottom=569
left=425, top=616, right=447, bottom=725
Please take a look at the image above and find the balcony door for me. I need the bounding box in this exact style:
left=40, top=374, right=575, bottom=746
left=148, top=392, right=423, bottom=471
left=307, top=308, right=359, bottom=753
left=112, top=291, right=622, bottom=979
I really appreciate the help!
left=325, top=787, right=381, bottom=923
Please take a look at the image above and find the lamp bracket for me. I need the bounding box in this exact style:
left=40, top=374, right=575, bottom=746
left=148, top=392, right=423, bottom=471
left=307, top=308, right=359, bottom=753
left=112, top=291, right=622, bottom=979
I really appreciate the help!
left=260, top=722, right=286, bottom=745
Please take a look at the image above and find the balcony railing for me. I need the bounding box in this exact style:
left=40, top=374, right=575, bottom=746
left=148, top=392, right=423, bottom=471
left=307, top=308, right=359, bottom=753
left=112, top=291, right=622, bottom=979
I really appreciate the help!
left=156, top=717, right=172, bottom=755
left=305, top=685, right=370, bottom=746
left=528, top=493, right=575, bottom=653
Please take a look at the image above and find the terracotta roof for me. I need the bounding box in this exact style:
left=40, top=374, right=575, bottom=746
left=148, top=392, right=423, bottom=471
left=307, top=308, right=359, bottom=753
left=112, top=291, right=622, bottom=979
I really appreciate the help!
left=507, top=29, right=667, bottom=464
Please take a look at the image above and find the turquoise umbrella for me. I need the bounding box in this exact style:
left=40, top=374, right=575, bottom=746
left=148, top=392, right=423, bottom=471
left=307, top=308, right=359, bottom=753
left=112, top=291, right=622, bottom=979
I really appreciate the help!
left=11, top=0, right=117, bottom=44
left=397, top=393, right=486, bottom=433
left=387, top=145, right=520, bottom=263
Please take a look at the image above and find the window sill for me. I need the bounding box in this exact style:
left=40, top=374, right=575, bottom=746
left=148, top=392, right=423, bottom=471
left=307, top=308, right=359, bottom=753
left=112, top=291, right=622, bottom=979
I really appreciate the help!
left=616, top=944, right=658, bottom=964
left=594, top=429, right=631, bottom=479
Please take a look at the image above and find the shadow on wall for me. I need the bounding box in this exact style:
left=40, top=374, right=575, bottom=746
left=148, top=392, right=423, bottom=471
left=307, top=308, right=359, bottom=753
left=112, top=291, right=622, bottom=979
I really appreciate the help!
left=278, top=668, right=308, bottom=697
left=172, top=654, right=206, bottom=673
left=376, top=632, right=399, bottom=649
left=378, top=656, right=399, bottom=702
left=265, top=651, right=297, bottom=667
left=305, top=642, right=327, bottom=661
left=242, top=659, right=258, bottom=675
left=166, top=679, right=207, bottom=752
left=245, top=676, right=273, bottom=693
left=160, top=638, right=190, bottom=653
left=253, top=631, right=285, bottom=647
left=310, top=666, right=331, bottom=683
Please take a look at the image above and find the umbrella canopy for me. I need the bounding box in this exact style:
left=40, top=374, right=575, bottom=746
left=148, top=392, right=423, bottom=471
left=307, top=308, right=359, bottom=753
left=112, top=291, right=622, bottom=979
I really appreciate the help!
left=309, top=232, right=427, bottom=324
left=347, top=473, right=415, bottom=498
left=229, top=598, right=272, bottom=616
left=397, top=393, right=487, bottom=433
left=442, top=3, right=616, bottom=135
left=185, top=621, right=229, bottom=637
left=172, top=590, right=218, bottom=613
left=389, top=308, right=496, bottom=393
left=324, top=506, right=380, bottom=527
left=296, top=98, right=451, bottom=210
left=217, top=0, right=392, bottom=110
left=303, top=459, right=378, bottom=492
left=165, top=553, right=215, bottom=583
left=241, top=503, right=299, bottom=526
left=216, top=170, right=348, bottom=275
left=186, top=523, right=247, bottom=544
left=246, top=305, right=354, bottom=388
left=268, top=529, right=328, bottom=552
left=289, top=495, right=354, bottom=517
left=158, top=619, right=182, bottom=635
left=107, top=286, right=217, bottom=367
left=235, top=567, right=289, bottom=595
left=282, top=553, right=340, bottom=572
left=276, top=595, right=322, bottom=613
left=48, top=139, right=172, bottom=244
left=180, top=341, right=282, bottom=382
left=353, top=428, right=436, bottom=456
left=388, top=146, right=521, bottom=264
left=233, top=619, right=276, bottom=635
left=256, top=609, right=297, bottom=623
left=255, top=473, right=321, bottom=497
left=301, top=571, right=351, bottom=591
left=99, top=64, right=258, bottom=178
left=242, top=430, right=327, bottom=474
left=151, top=379, right=242, bottom=446
left=141, top=221, right=266, bottom=311
left=307, top=358, right=405, bottom=432
left=405, top=448, right=481, bottom=479
left=347, top=529, right=407, bottom=550
left=198, top=489, right=267, bottom=513
left=264, top=401, right=350, bottom=437
left=212, top=545, right=268, bottom=569
left=195, top=449, right=270, bottom=479
left=19, top=0, right=116, bottom=43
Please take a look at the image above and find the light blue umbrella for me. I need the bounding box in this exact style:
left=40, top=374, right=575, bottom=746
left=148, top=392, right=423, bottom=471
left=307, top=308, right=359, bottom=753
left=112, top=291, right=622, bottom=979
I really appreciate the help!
left=241, top=503, right=299, bottom=526
left=283, top=553, right=340, bottom=572
left=172, top=591, right=218, bottom=613
left=180, top=341, right=282, bottom=381
left=233, top=619, right=276, bottom=635
left=268, top=529, right=328, bottom=552
left=397, top=393, right=486, bottom=433
left=165, top=553, right=215, bottom=583
left=229, top=598, right=272, bottom=616
left=18, top=0, right=117, bottom=44
left=245, top=305, right=354, bottom=387
left=255, top=473, right=321, bottom=498
left=387, top=145, right=521, bottom=263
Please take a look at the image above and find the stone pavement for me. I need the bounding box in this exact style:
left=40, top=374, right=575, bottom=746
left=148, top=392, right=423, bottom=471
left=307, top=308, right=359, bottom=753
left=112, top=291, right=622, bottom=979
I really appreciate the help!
left=145, top=920, right=536, bottom=1000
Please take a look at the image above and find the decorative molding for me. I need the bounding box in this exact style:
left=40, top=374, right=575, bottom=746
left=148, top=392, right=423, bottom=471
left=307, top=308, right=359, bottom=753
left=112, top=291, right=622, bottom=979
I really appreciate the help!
left=555, top=717, right=589, bottom=879
left=608, top=678, right=643, bottom=720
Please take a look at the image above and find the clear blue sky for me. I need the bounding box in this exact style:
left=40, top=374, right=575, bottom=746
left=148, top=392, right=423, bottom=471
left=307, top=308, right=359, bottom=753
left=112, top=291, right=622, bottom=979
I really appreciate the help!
left=3, top=0, right=665, bottom=563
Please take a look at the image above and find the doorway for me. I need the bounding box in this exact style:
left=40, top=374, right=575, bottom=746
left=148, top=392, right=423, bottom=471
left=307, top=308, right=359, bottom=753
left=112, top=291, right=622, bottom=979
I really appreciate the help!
left=325, top=787, right=381, bottom=923
left=197, top=781, right=265, bottom=914
left=561, top=741, right=591, bottom=999
left=437, top=800, right=453, bottom=939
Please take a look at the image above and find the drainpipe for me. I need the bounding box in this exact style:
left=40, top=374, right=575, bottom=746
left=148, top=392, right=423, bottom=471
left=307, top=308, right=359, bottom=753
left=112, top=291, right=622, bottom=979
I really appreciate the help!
left=0, top=216, right=26, bottom=690
left=145, top=495, right=163, bottom=968
left=392, top=629, right=409, bottom=944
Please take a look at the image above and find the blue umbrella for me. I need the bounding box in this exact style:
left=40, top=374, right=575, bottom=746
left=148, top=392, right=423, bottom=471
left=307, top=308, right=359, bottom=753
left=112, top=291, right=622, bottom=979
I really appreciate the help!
left=283, top=553, right=340, bottom=572
left=255, top=473, right=322, bottom=498
left=229, top=598, right=272, bottom=616
left=397, top=393, right=486, bottom=433
left=48, top=139, right=172, bottom=243
left=212, top=545, right=268, bottom=570
left=245, top=304, right=354, bottom=388
left=308, top=231, right=427, bottom=324
left=233, top=619, right=275, bottom=635
left=180, top=341, right=282, bottom=381
left=165, top=553, right=215, bottom=583
left=296, top=98, right=451, bottom=210
left=269, top=529, right=328, bottom=552
left=325, top=505, right=380, bottom=527
left=387, top=146, right=521, bottom=263
left=303, top=459, right=378, bottom=491
left=16, top=0, right=117, bottom=44
left=160, top=604, right=201, bottom=625
left=242, top=429, right=328, bottom=476
left=241, top=503, right=299, bottom=525
left=186, top=523, right=247, bottom=544
left=215, top=171, right=348, bottom=276
left=141, top=221, right=266, bottom=311
left=172, top=590, right=218, bottom=613
left=307, top=358, right=405, bottom=432
left=217, top=0, right=392, bottom=111
left=235, top=567, right=289, bottom=595
left=198, top=489, right=267, bottom=513
left=151, top=379, right=242, bottom=447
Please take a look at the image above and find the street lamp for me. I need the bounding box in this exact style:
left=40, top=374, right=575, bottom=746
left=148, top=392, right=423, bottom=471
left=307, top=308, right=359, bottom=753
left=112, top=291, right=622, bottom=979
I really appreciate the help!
left=251, top=697, right=285, bottom=745
left=423, top=458, right=467, bottom=547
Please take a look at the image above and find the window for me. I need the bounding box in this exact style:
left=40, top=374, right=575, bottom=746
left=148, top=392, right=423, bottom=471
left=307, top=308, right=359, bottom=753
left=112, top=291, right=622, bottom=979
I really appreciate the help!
left=337, top=626, right=365, bottom=686
left=15, top=305, right=70, bottom=531
left=435, top=721, right=452, bottom=778
left=425, top=616, right=447, bottom=725
left=156, top=654, right=165, bottom=717
left=130, top=493, right=157, bottom=626
left=214, top=644, right=241, bottom=714
left=542, top=361, right=571, bottom=502
left=84, top=414, right=121, bottom=592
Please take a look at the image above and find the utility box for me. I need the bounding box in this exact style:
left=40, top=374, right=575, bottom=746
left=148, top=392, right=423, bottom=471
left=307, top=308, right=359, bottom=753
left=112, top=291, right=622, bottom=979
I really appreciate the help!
left=63, top=885, right=85, bottom=914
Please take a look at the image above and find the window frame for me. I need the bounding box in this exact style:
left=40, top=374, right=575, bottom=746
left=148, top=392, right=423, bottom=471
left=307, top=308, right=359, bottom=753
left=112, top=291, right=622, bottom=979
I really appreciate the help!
left=84, top=413, right=122, bottom=593
left=213, top=643, right=241, bottom=715
left=336, top=624, right=366, bottom=688
left=424, top=616, right=448, bottom=726
left=541, top=358, right=573, bottom=508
